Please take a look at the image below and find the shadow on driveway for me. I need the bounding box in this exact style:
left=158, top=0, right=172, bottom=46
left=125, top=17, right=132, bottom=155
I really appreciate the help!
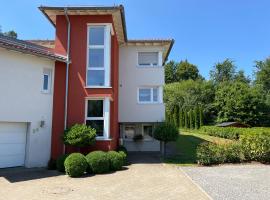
left=0, top=167, right=62, bottom=183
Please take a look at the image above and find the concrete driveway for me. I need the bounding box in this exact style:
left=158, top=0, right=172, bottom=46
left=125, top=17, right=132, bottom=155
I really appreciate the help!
left=182, top=164, right=270, bottom=200
left=0, top=154, right=210, bottom=200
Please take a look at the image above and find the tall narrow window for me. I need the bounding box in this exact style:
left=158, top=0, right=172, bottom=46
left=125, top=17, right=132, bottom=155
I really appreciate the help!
left=42, top=68, right=52, bottom=93
left=86, top=98, right=110, bottom=138
left=87, top=25, right=111, bottom=87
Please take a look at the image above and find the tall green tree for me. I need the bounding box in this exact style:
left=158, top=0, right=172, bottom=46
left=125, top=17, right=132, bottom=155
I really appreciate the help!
left=255, top=58, right=270, bottom=92
left=210, top=59, right=236, bottom=84
left=184, top=110, right=188, bottom=129
left=234, top=70, right=250, bottom=84
left=165, top=61, right=177, bottom=83
left=189, top=111, right=193, bottom=129
left=199, top=106, right=204, bottom=127
left=194, top=107, right=199, bottom=129
left=0, top=26, right=18, bottom=39
left=179, top=108, right=183, bottom=128
left=176, top=60, right=201, bottom=81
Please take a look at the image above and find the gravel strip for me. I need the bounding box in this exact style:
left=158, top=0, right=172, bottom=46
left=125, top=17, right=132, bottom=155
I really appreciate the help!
left=181, top=164, right=270, bottom=200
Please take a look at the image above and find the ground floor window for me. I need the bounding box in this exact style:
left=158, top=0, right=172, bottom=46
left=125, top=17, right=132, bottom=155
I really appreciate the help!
left=85, top=98, right=110, bottom=138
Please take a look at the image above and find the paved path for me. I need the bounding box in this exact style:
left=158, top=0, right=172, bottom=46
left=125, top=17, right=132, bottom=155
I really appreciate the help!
left=182, top=164, right=270, bottom=200
left=0, top=154, right=209, bottom=200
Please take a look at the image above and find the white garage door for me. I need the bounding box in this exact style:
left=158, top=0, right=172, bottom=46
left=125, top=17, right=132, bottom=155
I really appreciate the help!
left=0, top=122, right=27, bottom=168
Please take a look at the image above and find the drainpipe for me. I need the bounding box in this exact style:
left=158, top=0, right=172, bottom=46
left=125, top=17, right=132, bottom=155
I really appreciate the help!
left=63, top=8, right=71, bottom=154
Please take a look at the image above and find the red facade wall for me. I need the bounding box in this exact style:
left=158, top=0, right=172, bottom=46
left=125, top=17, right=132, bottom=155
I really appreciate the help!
left=51, top=15, right=119, bottom=159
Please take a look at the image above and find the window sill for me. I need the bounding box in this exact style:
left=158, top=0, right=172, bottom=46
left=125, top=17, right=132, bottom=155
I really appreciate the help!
left=136, top=65, right=163, bottom=68
left=85, top=86, right=112, bottom=89
left=96, top=137, right=112, bottom=141
left=137, top=102, right=163, bottom=105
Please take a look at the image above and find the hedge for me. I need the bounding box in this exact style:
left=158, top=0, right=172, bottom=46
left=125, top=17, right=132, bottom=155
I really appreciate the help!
left=197, top=132, right=270, bottom=165
left=86, top=151, right=110, bottom=174
left=64, top=153, right=88, bottom=177
left=199, top=126, right=270, bottom=140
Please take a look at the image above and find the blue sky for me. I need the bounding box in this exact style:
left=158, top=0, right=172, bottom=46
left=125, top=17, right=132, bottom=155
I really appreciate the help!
left=1, top=0, right=270, bottom=79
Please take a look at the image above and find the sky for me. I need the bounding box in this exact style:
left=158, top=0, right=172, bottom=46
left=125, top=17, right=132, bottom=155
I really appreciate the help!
left=1, top=0, right=270, bottom=79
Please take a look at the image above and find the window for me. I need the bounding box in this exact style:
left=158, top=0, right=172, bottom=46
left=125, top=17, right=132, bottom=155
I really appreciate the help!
left=142, top=125, right=153, bottom=140
left=138, top=52, right=159, bottom=67
left=42, top=69, right=51, bottom=93
left=138, top=87, right=161, bottom=103
left=86, top=98, right=110, bottom=138
left=87, top=25, right=111, bottom=87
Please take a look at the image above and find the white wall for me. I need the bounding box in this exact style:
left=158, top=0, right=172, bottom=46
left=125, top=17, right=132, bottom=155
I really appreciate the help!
left=0, top=48, right=55, bottom=167
left=119, top=45, right=165, bottom=122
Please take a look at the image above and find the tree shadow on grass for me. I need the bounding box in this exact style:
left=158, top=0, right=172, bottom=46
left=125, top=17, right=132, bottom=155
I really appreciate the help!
left=165, top=134, right=208, bottom=165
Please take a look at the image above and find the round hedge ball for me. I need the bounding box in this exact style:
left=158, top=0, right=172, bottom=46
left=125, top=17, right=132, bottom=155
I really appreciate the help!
left=64, top=153, right=88, bottom=177
left=86, top=151, right=110, bottom=174
left=107, top=151, right=124, bottom=171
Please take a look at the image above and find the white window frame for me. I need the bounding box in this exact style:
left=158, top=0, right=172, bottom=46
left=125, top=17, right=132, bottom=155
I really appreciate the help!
left=85, top=98, right=110, bottom=140
left=42, top=68, right=52, bottom=93
left=137, top=86, right=163, bottom=104
left=142, top=124, right=154, bottom=141
left=137, top=51, right=163, bottom=67
left=86, top=24, right=112, bottom=88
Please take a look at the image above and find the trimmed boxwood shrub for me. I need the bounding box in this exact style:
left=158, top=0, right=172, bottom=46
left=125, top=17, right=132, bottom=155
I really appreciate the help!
left=86, top=151, right=110, bottom=174
left=223, top=142, right=243, bottom=163
left=56, top=154, right=70, bottom=172
left=63, top=124, right=96, bottom=147
left=107, top=151, right=124, bottom=171
left=240, top=133, right=270, bottom=163
left=64, top=153, right=88, bottom=177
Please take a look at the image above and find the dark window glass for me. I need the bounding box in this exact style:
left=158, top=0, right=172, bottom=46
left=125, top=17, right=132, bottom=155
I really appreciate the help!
left=89, top=27, right=105, bottom=45
left=86, top=120, right=104, bottom=137
left=87, top=70, right=105, bottom=86
left=43, top=74, right=49, bottom=90
left=87, top=100, right=103, bottom=117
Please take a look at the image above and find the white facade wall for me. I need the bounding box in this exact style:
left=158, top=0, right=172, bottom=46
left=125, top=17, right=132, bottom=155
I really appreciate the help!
left=0, top=48, right=55, bottom=167
left=119, top=45, right=165, bottom=122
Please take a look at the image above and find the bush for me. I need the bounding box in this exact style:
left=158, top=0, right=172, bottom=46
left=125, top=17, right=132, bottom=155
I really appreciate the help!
left=240, top=133, right=270, bottom=163
left=223, top=143, right=243, bottom=163
left=153, top=122, right=178, bottom=143
left=107, top=151, right=124, bottom=171
left=118, top=151, right=127, bottom=165
left=117, top=145, right=128, bottom=155
left=86, top=151, right=110, bottom=174
left=196, top=142, right=225, bottom=165
left=63, top=124, right=96, bottom=147
left=47, top=158, right=56, bottom=170
left=56, top=154, right=70, bottom=172
left=64, top=153, right=88, bottom=177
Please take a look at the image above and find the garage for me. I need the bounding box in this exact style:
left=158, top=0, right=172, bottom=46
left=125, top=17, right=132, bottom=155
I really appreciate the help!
left=0, top=122, right=27, bottom=168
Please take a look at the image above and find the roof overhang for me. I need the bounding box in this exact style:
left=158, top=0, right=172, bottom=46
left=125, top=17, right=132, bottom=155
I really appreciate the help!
left=38, top=5, right=127, bottom=44
left=126, top=39, right=174, bottom=64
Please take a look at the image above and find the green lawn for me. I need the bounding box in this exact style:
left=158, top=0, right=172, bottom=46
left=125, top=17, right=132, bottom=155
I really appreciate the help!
left=165, top=131, right=232, bottom=166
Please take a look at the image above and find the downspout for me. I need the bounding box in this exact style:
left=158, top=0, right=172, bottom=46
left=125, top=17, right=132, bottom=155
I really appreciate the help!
left=63, top=8, right=70, bottom=154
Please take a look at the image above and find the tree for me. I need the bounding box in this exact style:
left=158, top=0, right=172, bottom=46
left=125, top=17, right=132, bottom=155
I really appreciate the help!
left=189, top=110, right=193, bottom=129
left=153, top=122, right=178, bottom=157
left=179, top=108, right=183, bottom=128
left=234, top=70, right=250, bottom=84
left=210, top=59, right=236, bottom=84
left=199, top=106, right=204, bottom=127
left=194, top=107, right=199, bottom=129
left=0, top=26, right=18, bottom=38
left=173, top=107, right=179, bottom=127
left=255, top=58, right=270, bottom=92
left=165, top=61, right=177, bottom=83
left=176, top=60, right=200, bottom=81
left=214, top=81, right=267, bottom=126
left=184, top=110, right=188, bottom=129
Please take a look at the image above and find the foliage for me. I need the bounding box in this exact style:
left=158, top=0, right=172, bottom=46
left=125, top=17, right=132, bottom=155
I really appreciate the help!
left=164, top=60, right=202, bottom=83
left=86, top=151, right=110, bottom=174
left=214, top=81, right=266, bottom=126
left=118, top=151, right=127, bottom=165
left=64, top=153, right=88, bottom=177
left=240, top=133, right=270, bottom=163
left=255, top=58, right=270, bottom=92
left=63, top=124, right=96, bottom=147
left=116, top=145, right=128, bottom=155
left=56, top=154, right=70, bottom=172
left=0, top=26, right=18, bottom=38
left=210, top=59, right=236, bottom=84
left=153, top=122, right=178, bottom=143
left=223, top=142, right=243, bottom=163
left=107, top=151, right=124, bottom=171
left=196, top=142, right=225, bottom=165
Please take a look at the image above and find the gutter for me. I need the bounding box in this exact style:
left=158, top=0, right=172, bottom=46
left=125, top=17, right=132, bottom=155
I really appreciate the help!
left=163, top=39, right=174, bottom=65
left=63, top=8, right=71, bottom=153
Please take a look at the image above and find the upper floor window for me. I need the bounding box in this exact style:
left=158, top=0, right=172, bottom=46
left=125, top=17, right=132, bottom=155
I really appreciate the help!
left=138, top=52, right=161, bottom=67
left=42, top=68, right=52, bottom=93
left=138, top=87, right=162, bottom=104
left=87, top=25, right=111, bottom=87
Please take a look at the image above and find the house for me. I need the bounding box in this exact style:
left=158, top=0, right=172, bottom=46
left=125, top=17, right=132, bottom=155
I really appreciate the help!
left=0, top=5, right=173, bottom=168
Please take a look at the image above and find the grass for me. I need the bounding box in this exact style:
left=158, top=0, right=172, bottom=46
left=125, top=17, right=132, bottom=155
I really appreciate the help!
left=165, top=131, right=232, bottom=166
